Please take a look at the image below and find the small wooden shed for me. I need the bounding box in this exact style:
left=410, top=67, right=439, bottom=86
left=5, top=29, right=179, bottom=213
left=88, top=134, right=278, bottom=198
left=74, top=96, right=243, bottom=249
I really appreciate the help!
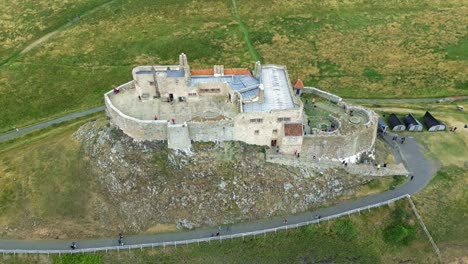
left=423, top=111, right=446, bottom=131
left=403, top=114, right=423, bottom=131
left=388, top=114, right=406, bottom=131
left=293, top=79, right=304, bottom=95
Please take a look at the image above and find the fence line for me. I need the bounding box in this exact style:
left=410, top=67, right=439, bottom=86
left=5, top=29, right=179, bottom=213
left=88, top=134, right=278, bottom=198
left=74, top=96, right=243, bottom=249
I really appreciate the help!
left=407, top=196, right=442, bottom=261
left=0, top=194, right=410, bottom=255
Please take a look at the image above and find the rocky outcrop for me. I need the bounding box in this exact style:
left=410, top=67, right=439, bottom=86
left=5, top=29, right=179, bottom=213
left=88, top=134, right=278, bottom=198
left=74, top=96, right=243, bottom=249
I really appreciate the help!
left=73, top=120, right=370, bottom=232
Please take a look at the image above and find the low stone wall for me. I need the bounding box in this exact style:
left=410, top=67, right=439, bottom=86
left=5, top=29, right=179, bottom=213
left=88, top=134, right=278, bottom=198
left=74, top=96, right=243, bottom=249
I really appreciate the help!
left=303, top=87, right=342, bottom=103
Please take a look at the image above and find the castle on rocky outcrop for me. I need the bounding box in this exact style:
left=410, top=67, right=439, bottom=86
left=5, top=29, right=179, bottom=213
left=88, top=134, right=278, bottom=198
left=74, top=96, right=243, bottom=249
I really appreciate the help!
left=105, top=53, right=378, bottom=162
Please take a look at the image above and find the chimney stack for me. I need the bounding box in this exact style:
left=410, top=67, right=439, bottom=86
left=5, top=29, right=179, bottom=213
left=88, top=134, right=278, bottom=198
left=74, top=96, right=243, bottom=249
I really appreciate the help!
left=254, top=61, right=262, bottom=79
left=214, top=65, right=224, bottom=77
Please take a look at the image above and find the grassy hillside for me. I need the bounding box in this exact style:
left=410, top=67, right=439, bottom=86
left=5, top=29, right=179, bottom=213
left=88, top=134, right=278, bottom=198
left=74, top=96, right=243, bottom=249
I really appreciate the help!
left=0, top=0, right=111, bottom=63
left=0, top=0, right=467, bottom=133
left=239, top=0, right=467, bottom=98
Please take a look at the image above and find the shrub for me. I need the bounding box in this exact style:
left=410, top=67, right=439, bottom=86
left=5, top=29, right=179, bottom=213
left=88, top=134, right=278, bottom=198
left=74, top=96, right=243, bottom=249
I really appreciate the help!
left=54, top=254, right=102, bottom=264
left=367, top=179, right=381, bottom=189
left=333, top=219, right=357, bottom=241
left=363, top=67, right=383, bottom=80
left=383, top=222, right=416, bottom=246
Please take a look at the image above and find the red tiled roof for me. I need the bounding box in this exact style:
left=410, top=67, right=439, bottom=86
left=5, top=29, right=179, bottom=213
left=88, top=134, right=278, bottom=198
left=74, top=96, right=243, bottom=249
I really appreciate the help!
left=190, top=68, right=252, bottom=76
left=284, top=123, right=303, bottom=136
left=293, top=79, right=304, bottom=89
left=191, top=69, right=214, bottom=76
left=224, top=68, right=251, bottom=75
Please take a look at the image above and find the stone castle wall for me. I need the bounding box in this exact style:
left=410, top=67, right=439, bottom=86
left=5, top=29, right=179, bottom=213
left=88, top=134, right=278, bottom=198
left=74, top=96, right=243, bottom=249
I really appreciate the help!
left=105, top=82, right=168, bottom=141
left=188, top=120, right=234, bottom=142
left=301, top=105, right=378, bottom=162
left=302, top=87, right=342, bottom=103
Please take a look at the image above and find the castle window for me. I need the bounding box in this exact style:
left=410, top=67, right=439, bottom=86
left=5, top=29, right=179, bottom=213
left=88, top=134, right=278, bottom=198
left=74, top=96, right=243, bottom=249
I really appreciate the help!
left=250, top=118, right=263, bottom=123
left=199, top=88, right=221, bottom=93
left=254, top=130, right=259, bottom=135
left=188, top=92, right=197, bottom=97
left=277, top=117, right=291, bottom=122
left=273, top=129, right=278, bottom=135
left=149, top=81, right=155, bottom=86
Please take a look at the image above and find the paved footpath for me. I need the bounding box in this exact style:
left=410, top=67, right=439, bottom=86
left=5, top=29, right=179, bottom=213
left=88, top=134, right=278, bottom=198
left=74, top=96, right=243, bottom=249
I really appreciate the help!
left=0, top=131, right=438, bottom=251
left=0, top=106, right=105, bottom=142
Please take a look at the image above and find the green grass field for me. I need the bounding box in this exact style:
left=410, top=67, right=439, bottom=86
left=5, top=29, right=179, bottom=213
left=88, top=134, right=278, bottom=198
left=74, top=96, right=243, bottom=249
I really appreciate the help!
left=0, top=0, right=467, bottom=133
left=0, top=112, right=108, bottom=239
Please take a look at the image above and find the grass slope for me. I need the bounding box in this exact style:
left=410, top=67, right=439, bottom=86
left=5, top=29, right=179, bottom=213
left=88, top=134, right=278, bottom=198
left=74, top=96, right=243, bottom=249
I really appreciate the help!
left=0, top=113, right=107, bottom=239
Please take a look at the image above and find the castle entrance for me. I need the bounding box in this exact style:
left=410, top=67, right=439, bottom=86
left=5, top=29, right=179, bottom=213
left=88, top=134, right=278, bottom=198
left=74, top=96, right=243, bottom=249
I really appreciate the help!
left=271, top=139, right=277, bottom=147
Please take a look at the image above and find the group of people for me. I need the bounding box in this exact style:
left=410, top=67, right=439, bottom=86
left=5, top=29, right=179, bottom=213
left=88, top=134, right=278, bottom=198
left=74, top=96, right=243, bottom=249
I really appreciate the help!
left=70, top=233, right=124, bottom=250
left=391, top=135, right=406, bottom=144
left=293, top=150, right=300, bottom=158
left=210, top=226, right=231, bottom=237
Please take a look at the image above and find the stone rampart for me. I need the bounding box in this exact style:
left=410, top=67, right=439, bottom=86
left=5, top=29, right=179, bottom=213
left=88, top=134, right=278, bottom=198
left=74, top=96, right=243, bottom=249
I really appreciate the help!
left=168, top=123, right=192, bottom=150
left=301, top=102, right=378, bottom=162
left=188, top=120, right=234, bottom=142
left=105, top=82, right=168, bottom=141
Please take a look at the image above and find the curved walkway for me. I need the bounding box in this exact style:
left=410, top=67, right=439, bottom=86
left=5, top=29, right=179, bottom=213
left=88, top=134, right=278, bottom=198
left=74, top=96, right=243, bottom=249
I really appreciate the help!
left=0, top=106, right=105, bottom=142
left=0, top=131, right=438, bottom=251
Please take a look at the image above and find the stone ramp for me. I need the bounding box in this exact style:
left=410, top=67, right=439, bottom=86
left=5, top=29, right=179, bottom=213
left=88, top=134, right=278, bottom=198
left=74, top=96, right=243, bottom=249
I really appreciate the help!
left=167, top=123, right=192, bottom=150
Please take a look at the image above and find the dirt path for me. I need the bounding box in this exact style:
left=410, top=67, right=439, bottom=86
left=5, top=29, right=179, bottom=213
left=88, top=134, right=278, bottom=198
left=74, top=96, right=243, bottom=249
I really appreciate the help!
left=231, top=0, right=260, bottom=62
left=0, top=0, right=117, bottom=67
left=347, top=96, right=468, bottom=104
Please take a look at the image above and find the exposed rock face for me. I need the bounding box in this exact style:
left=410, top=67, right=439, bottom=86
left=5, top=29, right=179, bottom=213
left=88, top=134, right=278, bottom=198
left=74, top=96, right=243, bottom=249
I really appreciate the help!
left=73, top=120, right=369, bottom=232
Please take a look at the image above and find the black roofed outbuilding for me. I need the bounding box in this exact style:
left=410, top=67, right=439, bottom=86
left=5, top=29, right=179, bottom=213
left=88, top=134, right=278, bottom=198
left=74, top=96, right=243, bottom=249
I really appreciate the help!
left=388, top=114, right=406, bottom=131
left=403, top=114, right=423, bottom=131
left=423, top=111, right=446, bottom=131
